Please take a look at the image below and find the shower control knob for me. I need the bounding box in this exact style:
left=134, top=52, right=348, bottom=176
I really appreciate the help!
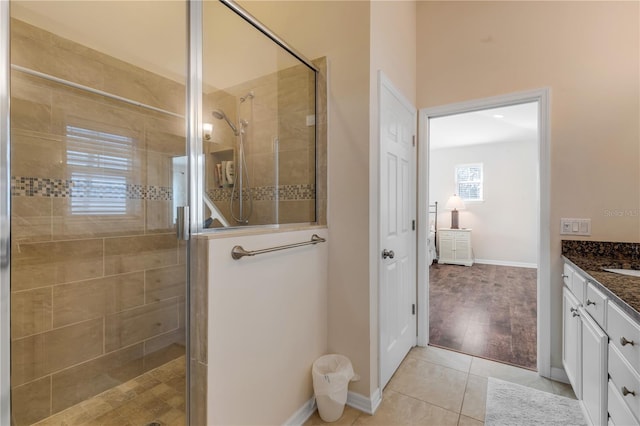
left=382, top=249, right=395, bottom=260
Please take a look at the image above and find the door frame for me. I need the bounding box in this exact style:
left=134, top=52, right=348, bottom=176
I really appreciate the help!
left=417, top=88, right=552, bottom=378
left=377, top=71, right=417, bottom=394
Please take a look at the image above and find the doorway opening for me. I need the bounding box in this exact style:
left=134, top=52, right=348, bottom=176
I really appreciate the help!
left=417, top=89, right=551, bottom=376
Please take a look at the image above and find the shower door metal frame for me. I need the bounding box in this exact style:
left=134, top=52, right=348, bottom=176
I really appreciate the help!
left=0, top=0, right=10, bottom=423
left=186, top=0, right=202, bottom=423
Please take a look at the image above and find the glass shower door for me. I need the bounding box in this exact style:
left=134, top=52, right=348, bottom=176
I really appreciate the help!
left=8, top=2, right=188, bottom=425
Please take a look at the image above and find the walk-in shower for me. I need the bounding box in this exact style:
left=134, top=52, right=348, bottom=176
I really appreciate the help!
left=1, top=0, right=320, bottom=424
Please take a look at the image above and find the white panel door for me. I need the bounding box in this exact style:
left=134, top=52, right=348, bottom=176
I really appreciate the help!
left=379, top=74, right=417, bottom=389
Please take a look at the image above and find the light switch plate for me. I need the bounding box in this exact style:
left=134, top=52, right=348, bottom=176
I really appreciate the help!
left=560, top=218, right=591, bottom=236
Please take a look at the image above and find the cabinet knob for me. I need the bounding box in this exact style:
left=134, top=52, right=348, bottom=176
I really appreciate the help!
left=562, top=274, right=569, bottom=279
left=572, top=311, right=580, bottom=318
left=622, top=386, right=636, bottom=397
left=570, top=307, right=578, bottom=313
left=621, top=336, right=635, bottom=346
left=586, top=299, right=596, bottom=306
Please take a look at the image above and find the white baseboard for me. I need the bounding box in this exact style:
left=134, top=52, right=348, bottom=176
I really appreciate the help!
left=347, top=388, right=382, bottom=415
left=283, top=396, right=317, bottom=426
left=474, top=259, right=538, bottom=269
left=550, top=366, right=570, bottom=384
left=284, top=389, right=383, bottom=425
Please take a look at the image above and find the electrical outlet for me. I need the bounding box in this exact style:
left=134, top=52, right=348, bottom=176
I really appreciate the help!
left=560, top=218, right=591, bottom=236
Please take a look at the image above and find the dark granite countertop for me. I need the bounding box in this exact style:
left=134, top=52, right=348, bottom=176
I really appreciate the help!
left=562, top=240, right=640, bottom=323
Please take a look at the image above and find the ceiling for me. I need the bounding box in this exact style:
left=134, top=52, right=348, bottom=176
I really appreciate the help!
left=10, top=0, right=299, bottom=90
left=429, top=102, right=538, bottom=150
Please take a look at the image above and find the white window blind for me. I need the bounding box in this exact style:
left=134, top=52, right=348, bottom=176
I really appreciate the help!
left=455, top=163, right=483, bottom=201
left=66, top=125, right=134, bottom=215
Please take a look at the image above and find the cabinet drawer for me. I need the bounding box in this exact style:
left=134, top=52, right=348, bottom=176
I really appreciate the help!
left=572, top=272, right=586, bottom=304
left=585, top=282, right=607, bottom=329
left=563, top=263, right=574, bottom=288
left=608, top=379, right=640, bottom=426
left=609, top=343, right=640, bottom=420
left=608, top=301, right=640, bottom=368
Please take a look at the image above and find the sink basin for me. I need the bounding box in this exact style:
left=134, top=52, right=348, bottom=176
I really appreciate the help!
left=602, top=268, right=640, bottom=278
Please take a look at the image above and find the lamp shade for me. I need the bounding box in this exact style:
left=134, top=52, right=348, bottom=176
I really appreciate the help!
left=445, top=194, right=466, bottom=211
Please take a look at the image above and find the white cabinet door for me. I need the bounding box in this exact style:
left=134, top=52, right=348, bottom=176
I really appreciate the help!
left=438, top=234, right=454, bottom=262
left=454, top=232, right=470, bottom=261
left=582, top=307, right=608, bottom=426
left=563, top=286, right=582, bottom=399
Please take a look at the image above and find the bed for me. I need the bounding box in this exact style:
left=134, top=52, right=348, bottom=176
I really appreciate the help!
left=428, top=202, right=438, bottom=265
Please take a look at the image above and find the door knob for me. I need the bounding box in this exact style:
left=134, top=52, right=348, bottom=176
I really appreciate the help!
left=382, top=249, right=395, bottom=259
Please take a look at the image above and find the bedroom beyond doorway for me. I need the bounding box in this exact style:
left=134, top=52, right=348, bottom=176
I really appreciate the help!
left=429, top=263, right=537, bottom=369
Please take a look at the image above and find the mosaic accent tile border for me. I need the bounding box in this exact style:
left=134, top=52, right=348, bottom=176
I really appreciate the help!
left=208, top=183, right=315, bottom=202
left=11, top=176, right=173, bottom=201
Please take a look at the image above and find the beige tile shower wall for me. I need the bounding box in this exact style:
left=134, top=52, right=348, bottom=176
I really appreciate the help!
left=204, top=58, right=326, bottom=226
left=10, top=19, right=186, bottom=425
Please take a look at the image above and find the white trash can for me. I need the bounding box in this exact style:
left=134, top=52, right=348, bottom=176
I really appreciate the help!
left=312, top=354, right=359, bottom=422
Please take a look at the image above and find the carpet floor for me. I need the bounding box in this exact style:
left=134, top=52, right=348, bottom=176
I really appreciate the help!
left=429, top=262, right=537, bottom=370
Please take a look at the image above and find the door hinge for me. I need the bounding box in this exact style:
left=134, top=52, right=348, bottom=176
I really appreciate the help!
left=412, top=135, right=416, bottom=147
left=412, top=220, right=415, bottom=231
left=412, top=304, right=416, bottom=315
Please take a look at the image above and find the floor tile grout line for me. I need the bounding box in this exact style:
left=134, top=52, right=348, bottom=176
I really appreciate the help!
left=386, top=387, right=465, bottom=416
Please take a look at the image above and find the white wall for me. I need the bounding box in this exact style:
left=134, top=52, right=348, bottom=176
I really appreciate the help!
left=207, top=228, right=328, bottom=425
left=430, top=140, right=537, bottom=266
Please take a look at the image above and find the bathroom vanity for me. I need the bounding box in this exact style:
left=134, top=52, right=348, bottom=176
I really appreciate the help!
left=562, top=241, right=640, bottom=426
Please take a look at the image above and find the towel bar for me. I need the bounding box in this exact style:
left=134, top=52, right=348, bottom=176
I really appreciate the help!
left=231, top=234, right=326, bottom=260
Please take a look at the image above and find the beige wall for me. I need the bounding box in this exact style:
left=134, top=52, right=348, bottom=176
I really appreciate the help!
left=240, top=0, right=374, bottom=396
left=241, top=1, right=418, bottom=400
left=240, top=1, right=418, bottom=400
left=206, top=228, right=328, bottom=424
left=417, top=1, right=640, bottom=368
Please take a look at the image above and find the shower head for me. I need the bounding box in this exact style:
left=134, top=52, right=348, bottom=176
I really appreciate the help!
left=212, top=109, right=238, bottom=136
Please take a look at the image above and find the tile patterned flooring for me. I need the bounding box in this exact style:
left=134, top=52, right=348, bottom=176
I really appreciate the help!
left=429, top=263, right=538, bottom=369
left=32, top=356, right=186, bottom=426
left=28, top=346, right=572, bottom=425
left=304, top=346, right=575, bottom=426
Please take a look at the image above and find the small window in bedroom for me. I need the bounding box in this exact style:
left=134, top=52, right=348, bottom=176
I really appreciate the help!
left=455, top=163, right=483, bottom=202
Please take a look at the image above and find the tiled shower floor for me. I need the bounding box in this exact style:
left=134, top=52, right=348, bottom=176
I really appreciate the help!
left=32, top=356, right=186, bottom=426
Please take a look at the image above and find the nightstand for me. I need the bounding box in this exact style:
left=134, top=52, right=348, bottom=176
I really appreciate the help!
left=438, top=228, right=473, bottom=266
